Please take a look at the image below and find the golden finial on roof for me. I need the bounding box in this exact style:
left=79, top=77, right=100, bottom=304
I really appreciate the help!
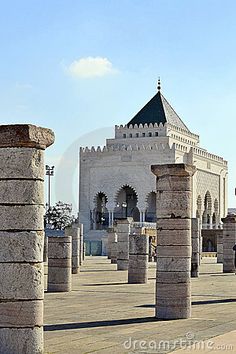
left=157, top=77, right=161, bottom=92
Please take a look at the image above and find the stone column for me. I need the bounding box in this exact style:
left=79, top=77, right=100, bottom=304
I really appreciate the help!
left=191, top=218, right=200, bottom=277
left=79, top=223, right=84, bottom=264
left=198, top=218, right=203, bottom=265
left=107, top=227, right=114, bottom=259
left=116, top=218, right=132, bottom=270
left=0, top=124, right=54, bottom=354
left=65, top=226, right=80, bottom=274
left=128, top=234, right=149, bottom=283
left=148, top=236, right=154, bottom=262
left=44, top=235, right=49, bottom=291
left=48, top=236, right=72, bottom=292
left=110, top=229, right=118, bottom=264
left=151, top=163, right=196, bottom=320
left=216, top=229, right=223, bottom=263
left=222, top=214, right=236, bottom=273
left=108, top=211, right=114, bottom=227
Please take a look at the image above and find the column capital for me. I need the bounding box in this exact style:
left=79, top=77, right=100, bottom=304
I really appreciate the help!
left=0, top=124, right=55, bottom=149
left=151, top=163, right=196, bottom=178
left=222, top=213, right=236, bottom=223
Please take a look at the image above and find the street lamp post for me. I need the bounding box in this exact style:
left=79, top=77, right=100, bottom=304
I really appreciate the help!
left=45, top=165, right=54, bottom=210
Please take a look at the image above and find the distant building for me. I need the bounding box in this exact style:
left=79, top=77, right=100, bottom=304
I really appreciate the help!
left=79, top=82, right=228, bottom=243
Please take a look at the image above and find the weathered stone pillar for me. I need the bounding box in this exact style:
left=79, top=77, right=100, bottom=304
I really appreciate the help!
left=148, top=237, right=153, bottom=262
left=222, top=214, right=236, bottom=273
left=0, top=124, right=54, bottom=354
left=107, top=227, right=114, bottom=259
left=48, top=236, right=72, bottom=291
left=151, top=163, right=196, bottom=320
left=101, top=234, right=108, bottom=256
left=110, top=229, right=118, bottom=264
left=116, top=218, right=132, bottom=270
left=216, top=229, right=223, bottom=263
left=191, top=218, right=200, bottom=277
left=128, top=234, right=149, bottom=283
left=79, top=223, right=84, bottom=265
left=65, top=226, right=80, bottom=274
left=44, top=235, right=48, bottom=291
left=199, top=218, right=203, bottom=265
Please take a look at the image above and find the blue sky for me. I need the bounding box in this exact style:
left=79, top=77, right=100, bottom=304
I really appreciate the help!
left=1, top=0, right=236, bottom=210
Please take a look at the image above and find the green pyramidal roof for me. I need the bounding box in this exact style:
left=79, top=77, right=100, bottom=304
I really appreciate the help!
left=127, top=91, right=190, bottom=132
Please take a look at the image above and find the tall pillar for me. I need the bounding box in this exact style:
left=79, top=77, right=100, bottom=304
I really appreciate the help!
left=107, top=227, right=114, bottom=259
left=191, top=218, right=200, bottom=277
left=142, top=211, right=146, bottom=223
left=148, top=237, right=153, bottom=262
left=216, top=229, right=223, bottom=263
left=116, top=218, right=132, bottom=270
left=199, top=217, right=203, bottom=265
left=128, top=234, right=149, bottom=283
left=48, top=236, right=72, bottom=292
left=222, top=214, right=236, bottom=273
left=151, top=163, right=196, bottom=320
left=108, top=210, right=114, bottom=227
left=110, top=228, right=118, bottom=264
left=79, top=223, right=84, bottom=264
left=65, top=226, right=80, bottom=274
left=0, top=124, right=54, bottom=354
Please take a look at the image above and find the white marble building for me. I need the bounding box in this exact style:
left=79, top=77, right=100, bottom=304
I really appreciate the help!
left=79, top=82, right=228, bottom=241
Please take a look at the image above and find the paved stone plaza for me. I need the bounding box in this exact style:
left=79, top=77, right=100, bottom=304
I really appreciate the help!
left=44, top=257, right=236, bottom=354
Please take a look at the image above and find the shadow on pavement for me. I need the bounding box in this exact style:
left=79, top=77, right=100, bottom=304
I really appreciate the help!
left=44, top=316, right=156, bottom=331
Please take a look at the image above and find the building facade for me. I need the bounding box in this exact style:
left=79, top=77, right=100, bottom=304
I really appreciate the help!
left=79, top=83, right=228, bottom=241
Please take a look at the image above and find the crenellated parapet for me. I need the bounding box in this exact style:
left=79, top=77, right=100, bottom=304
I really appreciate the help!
left=167, top=123, right=199, bottom=140
left=190, top=147, right=228, bottom=166
left=115, top=122, right=167, bottom=139
left=80, top=141, right=175, bottom=157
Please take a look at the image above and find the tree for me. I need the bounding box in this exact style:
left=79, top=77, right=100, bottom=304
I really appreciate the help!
left=45, top=201, right=75, bottom=230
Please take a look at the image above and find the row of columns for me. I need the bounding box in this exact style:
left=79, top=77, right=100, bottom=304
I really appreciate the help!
left=0, top=135, right=234, bottom=354
left=44, top=224, right=84, bottom=292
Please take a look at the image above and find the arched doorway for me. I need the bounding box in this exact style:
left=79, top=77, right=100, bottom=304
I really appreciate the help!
left=93, top=192, right=109, bottom=230
left=114, top=185, right=139, bottom=221
left=145, top=192, right=157, bottom=222
left=202, top=191, right=212, bottom=228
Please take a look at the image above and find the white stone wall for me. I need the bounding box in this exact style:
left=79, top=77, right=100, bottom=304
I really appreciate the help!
left=79, top=123, right=228, bottom=234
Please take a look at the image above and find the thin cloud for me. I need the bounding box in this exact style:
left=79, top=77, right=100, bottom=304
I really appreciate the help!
left=67, top=56, right=118, bottom=78
left=15, top=82, right=32, bottom=89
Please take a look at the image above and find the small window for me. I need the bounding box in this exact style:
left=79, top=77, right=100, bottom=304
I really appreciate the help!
left=129, top=133, right=132, bottom=138
left=148, top=132, right=152, bottom=137
left=136, top=133, right=139, bottom=137
left=123, top=134, right=126, bottom=138
left=142, top=133, right=145, bottom=137
left=155, top=132, right=158, bottom=136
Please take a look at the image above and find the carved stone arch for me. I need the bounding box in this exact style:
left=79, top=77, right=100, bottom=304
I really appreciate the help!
left=214, top=198, right=219, bottom=214
left=204, top=191, right=212, bottom=214
left=202, top=191, right=212, bottom=225
left=213, top=198, right=219, bottom=226
left=114, top=184, right=139, bottom=204
left=92, top=191, right=109, bottom=230
left=196, top=195, right=202, bottom=218
left=93, top=191, right=108, bottom=207
left=113, top=184, right=139, bottom=221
